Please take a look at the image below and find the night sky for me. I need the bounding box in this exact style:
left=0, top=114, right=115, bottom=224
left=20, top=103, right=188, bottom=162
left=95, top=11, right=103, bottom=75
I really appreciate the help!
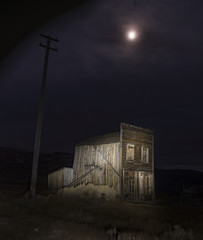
left=1, top=0, right=203, bottom=171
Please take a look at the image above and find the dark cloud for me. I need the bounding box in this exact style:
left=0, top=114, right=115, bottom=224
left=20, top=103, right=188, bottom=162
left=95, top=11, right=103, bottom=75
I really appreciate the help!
left=0, top=0, right=203, bottom=170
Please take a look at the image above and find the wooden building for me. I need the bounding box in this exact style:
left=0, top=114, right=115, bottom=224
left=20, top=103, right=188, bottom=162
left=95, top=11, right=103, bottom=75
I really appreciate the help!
left=48, top=167, right=73, bottom=190
left=72, top=123, right=155, bottom=202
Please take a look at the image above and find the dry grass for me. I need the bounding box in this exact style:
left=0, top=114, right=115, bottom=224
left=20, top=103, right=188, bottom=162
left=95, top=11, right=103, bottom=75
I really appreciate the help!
left=0, top=188, right=202, bottom=240
left=59, top=184, right=117, bottom=201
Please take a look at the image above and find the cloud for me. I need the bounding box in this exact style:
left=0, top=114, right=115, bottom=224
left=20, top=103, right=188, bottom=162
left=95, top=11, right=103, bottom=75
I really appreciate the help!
left=0, top=0, right=203, bottom=169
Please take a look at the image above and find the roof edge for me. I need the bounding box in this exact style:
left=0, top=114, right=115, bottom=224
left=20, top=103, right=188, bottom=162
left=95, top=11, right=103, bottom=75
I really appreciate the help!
left=121, top=122, right=154, bottom=134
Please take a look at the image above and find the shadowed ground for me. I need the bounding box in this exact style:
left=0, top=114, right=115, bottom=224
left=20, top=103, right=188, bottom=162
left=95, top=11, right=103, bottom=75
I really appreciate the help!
left=0, top=187, right=203, bottom=240
left=1, top=147, right=203, bottom=239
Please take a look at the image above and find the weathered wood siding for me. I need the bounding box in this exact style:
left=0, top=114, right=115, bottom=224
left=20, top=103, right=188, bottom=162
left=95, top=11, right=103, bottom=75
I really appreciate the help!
left=64, top=168, right=74, bottom=186
left=48, top=167, right=73, bottom=190
left=120, top=123, right=155, bottom=201
left=73, top=143, right=120, bottom=191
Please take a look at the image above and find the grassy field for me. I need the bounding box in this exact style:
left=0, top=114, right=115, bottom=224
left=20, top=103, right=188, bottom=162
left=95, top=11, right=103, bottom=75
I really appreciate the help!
left=0, top=186, right=203, bottom=240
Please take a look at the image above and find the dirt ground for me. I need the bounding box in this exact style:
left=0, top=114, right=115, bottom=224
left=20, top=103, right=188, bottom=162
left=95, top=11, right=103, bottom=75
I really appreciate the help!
left=0, top=186, right=203, bottom=240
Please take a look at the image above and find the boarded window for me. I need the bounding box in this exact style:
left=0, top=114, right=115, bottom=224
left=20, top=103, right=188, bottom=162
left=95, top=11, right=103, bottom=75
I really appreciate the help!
left=141, top=147, right=149, bottom=163
left=126, top=144, right=135, bottom=161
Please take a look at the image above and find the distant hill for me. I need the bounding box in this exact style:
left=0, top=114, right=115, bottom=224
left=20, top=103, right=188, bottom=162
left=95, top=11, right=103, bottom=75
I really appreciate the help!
left=0, top=147, right=74, bottom=192
left=0, top=147, right=203, bottom=196
left=155, top=168, right=203, bottom=196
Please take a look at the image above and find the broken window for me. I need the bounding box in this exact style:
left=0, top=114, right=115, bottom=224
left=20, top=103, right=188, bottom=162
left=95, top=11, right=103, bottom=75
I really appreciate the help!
left=141, top=147, right=149, bottom=163
left=126, top=144, right=135, bottom=161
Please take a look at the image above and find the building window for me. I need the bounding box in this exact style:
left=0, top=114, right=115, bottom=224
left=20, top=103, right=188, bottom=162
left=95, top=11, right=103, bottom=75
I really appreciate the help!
left=141, top=147, right=149, bottom=163
left=145, top=174, right=151, bottom=195
left=126, top=144, right=135, bottom=161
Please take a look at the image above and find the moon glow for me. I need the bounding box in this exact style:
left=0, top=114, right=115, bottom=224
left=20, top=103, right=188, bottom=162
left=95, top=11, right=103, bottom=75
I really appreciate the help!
left=127, top=30, right=137, bottom=40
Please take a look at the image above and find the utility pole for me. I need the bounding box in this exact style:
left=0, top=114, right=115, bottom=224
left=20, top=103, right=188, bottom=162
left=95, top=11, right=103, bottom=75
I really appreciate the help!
left=30, top=33, right=58, bottom=197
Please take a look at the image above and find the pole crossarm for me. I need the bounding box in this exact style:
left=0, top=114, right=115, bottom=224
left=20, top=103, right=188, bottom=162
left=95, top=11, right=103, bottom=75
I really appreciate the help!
left=40, top=33, right=58, bottom=42
left=39, top=43, right=58, bottom=51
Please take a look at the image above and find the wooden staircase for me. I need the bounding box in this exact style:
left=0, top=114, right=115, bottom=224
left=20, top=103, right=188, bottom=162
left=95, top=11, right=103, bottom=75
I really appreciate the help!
left=63, top=167, right=95, bottom=188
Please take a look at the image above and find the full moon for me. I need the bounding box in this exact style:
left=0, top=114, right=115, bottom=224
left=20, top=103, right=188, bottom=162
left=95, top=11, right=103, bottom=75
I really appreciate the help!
left=127, top=30, right=137, bottom=40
